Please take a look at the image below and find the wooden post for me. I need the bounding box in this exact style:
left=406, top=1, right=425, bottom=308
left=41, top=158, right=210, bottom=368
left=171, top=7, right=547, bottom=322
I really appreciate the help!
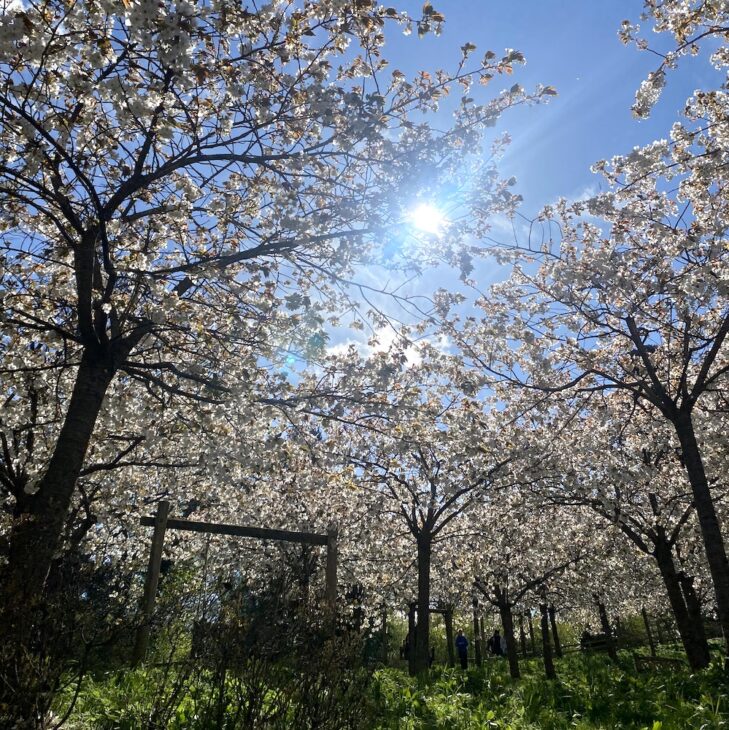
left=325, top=525, right=338, bottom=615
left=641, top=607, right=656, bottom=657
left=472, top=597, right=482, bottom=667
left=133, top=500, right=170, bottom=665
left=444, top=608, right=455, bottom=668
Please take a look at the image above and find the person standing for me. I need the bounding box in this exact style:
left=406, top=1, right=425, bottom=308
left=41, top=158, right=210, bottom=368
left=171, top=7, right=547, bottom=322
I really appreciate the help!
left=487, top=629, right=503, bottom=656
left=455, top=629, right=469, bottom=669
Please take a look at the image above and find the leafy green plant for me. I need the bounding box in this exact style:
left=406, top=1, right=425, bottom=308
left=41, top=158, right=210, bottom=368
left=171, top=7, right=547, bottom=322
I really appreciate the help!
left=369, top=650, right=729, bottom=730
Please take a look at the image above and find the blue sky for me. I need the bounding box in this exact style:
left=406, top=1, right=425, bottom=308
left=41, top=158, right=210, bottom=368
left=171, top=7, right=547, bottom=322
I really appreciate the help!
left=318, top=2, right=721, bottom=360
left=383, top=0, right=718, bottom=211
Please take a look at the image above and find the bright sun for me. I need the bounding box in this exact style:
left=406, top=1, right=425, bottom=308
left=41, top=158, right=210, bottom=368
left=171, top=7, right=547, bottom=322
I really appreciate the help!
left=409, top=203, right=448, bottom=235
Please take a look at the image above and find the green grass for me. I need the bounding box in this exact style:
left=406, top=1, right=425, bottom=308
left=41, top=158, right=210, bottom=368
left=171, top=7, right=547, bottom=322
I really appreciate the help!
left=371, top=651, right=729, bottom=729
left=54, top=649, right=728, bottom=728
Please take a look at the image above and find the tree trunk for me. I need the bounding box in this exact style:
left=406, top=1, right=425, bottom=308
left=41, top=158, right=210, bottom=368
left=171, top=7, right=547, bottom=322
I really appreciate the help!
left=407, top=603, right=416, bottom=676
left=413, top=534, right=431, bottom=674
left=679, top=573, right=711, bottom=667
left=498, top=602, right=520, bottom=679
left=674, top=410, right=729, bottom=658
left=0, top=350, right=114, bottom=726
left=654, top=539, right=710, bottom=669
left=548, top=604, right=562, bottom=658
left=538, top=602, right=556, bottom=679
left=519, top=613, right=528, bottom=657
left=445, top=608, right=455, bottom=668
left=528, top=612, right=536, bottom=655
left=472, top=600, right=482, bottom=667
left=596, top=597, right=617, bottom=661
left=642, top=607, right=656, bottom=657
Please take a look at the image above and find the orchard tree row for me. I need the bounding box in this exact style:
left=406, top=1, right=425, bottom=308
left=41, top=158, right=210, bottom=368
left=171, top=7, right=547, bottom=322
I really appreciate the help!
left=0, top=0, right=727, bottom=726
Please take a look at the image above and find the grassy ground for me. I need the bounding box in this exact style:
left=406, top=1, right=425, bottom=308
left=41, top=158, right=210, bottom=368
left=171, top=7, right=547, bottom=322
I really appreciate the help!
left=371, top=650, right=728, bottom=729
left=54, top=648, right=728, bottom=728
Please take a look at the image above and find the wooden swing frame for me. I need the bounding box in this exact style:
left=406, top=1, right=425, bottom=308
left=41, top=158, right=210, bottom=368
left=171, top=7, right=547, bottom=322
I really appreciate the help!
left=133, top=500, right=338, bottom=664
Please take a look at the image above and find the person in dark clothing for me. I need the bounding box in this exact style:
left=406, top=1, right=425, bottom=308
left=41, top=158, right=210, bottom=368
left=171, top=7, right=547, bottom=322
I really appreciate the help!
left=400, top=635, right=410, bottom=660
left=455, top=629, right=469, bottom=668
left=487, top=629, right=503, bottom=656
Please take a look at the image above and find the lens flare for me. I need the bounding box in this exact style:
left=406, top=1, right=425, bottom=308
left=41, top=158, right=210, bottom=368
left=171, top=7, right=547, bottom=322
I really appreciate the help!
left=409, top=203, right=448, bottom=235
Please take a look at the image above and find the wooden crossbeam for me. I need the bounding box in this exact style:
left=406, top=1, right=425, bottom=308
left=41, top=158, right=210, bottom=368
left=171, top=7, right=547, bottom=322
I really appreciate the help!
left=140, top=515, right=328, bottom=546
left=135, top=507, right=337, bottom=663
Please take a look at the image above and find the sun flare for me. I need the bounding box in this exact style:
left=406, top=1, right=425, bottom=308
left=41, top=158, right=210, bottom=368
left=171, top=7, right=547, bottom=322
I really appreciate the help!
left=409, top=203, right=448, bottom=235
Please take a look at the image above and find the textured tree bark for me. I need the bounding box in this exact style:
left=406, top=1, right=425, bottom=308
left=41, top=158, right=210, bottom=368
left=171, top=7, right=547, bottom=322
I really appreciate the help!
left=0, top=351, right=114, bottom=727
left=413, top=534, right=432, bottom=674
left=654, top=540, right=710, bottom=669
left=499, top=602, right=520, bottom=679
left=679, top=573, right=711, bottom=668
left=674, top=410, right=729, bottom=659
left=539, top=602, right=556, bottom=679
left=548, top=604, right=562, bottom=658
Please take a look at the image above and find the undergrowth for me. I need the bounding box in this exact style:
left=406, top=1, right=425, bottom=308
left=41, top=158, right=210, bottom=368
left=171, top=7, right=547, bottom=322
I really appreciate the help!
left=55, top=649, right=728, bottom=728
left=371, top=651, right=728, bottom=729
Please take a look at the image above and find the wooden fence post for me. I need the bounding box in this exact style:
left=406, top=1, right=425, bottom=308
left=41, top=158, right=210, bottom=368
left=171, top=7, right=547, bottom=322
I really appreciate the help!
left=325, top=525, right=338, bottom=615
left=133, top=500, right=170, bottom=665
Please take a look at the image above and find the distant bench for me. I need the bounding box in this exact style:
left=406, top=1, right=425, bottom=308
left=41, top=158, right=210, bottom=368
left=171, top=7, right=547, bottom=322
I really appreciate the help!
left=633, top=654, right=685, bottom=672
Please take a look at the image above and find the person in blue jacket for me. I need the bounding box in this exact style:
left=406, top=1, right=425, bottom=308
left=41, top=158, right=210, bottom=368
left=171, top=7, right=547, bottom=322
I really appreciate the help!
left=455, top=629, right=469, bottom=668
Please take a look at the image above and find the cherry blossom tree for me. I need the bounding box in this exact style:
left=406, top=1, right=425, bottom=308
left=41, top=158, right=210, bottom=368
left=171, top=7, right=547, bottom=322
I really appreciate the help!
left=518, top=391, right=716, bottom=668
left=319, top=350, right=512, bottom=674
left=618, top=0, right=727, bottom=118
left=442, top=74, right=729, bottom=656
left=0, top=0, right=556, bottom=720
left=471, top=497, right=588, bottom=679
